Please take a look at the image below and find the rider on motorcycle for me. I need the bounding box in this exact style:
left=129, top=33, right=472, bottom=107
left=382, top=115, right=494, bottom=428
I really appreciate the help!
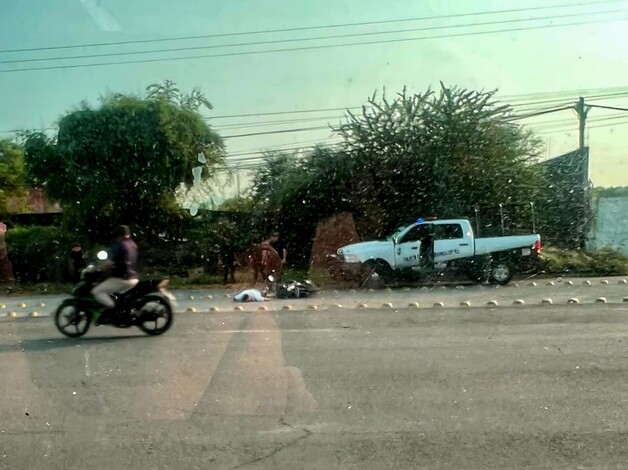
left=91, top=225, right=139, bottom=315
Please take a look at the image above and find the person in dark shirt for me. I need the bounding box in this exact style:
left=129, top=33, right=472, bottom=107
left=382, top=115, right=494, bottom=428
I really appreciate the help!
left=419, top=224, right=435, bottom=270
left=220, top=242, right=237, bottom=284
left=69, top=242, right=87, bottom=283
left=91, top=225, right=139, bottom=312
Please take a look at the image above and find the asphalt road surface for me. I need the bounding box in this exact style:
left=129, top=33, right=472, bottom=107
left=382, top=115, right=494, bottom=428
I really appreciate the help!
left=2, top=303, right=628, bottom=469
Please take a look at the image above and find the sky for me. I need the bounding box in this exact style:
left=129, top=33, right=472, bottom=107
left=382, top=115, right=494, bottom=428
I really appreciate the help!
left=1, top=0, right=627, bottom=203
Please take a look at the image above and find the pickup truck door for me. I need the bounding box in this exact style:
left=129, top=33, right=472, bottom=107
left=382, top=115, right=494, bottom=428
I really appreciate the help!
left=393, top=225, right=423, bottom=269
left=433, top=223, right=474, bottom=263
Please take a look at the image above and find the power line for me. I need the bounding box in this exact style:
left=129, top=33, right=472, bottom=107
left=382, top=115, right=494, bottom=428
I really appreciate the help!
left=222, top=125, right=332, bottom=140
left=3, top=88, right=628, bottom=137
left=227, top=137, right=344, bottom=155
left=536, top=119, right=628, bottom=134
left=1, top=0, right=623, bottom=55
left=216, top=114, right=348, bottom=131
left=214, top=94, right=628, bottom=130
left=2, top=16, right=627, bottom=74
left=1, top=9, right=621, bottom=66
left=227, top=143, right=344, bottom=162
left=510, top=105, right=576, bottom=120
left=528, top=112, right=628, bottom=128
left=589, top=103, right=628, bottom=112
left=205, top=86, right=628, bottom=120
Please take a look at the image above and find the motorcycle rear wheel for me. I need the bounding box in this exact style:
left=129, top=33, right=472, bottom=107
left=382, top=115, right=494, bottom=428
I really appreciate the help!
left=54, top=299, right=91, bottom=338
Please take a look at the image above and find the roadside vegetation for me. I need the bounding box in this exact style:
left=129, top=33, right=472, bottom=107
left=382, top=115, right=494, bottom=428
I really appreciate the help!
left=1, top=81, right=625, bottom=289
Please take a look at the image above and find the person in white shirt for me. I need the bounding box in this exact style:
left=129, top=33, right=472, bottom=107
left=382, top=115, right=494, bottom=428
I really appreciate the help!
left=233, top=288, right=269, bottom=302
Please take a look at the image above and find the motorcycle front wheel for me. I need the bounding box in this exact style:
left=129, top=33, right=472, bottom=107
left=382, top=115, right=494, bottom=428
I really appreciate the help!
left=54, top=299, right=92, bottom=338
left=135, top=296, right=173, bottom=336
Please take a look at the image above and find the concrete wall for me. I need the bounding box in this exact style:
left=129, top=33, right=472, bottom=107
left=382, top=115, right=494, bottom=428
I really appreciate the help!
left=588, top=196, right=628, bottom=255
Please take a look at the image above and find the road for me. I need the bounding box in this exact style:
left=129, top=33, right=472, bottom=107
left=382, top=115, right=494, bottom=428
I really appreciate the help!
left=1, top=276, right=627, bottom=317
left=2, top=301, right=628, bottom=469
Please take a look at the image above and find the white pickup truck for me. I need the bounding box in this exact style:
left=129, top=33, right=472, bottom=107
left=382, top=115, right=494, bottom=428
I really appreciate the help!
left=336, top=218, right=541, bottom=285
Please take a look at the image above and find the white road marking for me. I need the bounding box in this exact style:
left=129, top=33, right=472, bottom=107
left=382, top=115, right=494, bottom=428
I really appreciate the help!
left=84, top=350, right=91, bottom=377
left=213, top=329, right=338, bottom=334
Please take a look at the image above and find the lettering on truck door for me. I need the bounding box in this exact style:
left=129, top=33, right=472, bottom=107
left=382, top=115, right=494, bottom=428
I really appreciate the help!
left=394, top=225, right=423, bottom=269
left=433, top=223, right=473, bottom=262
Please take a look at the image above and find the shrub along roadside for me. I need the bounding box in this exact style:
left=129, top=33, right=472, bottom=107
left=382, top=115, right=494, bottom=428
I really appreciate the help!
left=539, top=246, right=628, bottom=276
left=5, top=226, right=74, bottom=283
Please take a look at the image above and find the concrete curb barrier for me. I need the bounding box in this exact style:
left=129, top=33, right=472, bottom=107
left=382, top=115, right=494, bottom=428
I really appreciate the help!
left=7, top=288, right=628, bottom=322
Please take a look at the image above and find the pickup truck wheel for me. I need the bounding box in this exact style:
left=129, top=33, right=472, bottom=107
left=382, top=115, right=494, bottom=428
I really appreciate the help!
left=490, top=261, right=513, bottom=285
left=365, top=259, right=393, bottom=283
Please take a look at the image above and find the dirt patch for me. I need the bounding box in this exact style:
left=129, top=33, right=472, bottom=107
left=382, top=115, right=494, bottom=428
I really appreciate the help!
left=309, top=212, right=367, bottom=286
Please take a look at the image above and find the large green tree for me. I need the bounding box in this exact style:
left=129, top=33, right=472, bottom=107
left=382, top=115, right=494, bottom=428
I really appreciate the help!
left=24, top=81, right=225, bottom=241
left=0, top=139, right=27, bottom=213
left=336, top=84, right=546, bottom=237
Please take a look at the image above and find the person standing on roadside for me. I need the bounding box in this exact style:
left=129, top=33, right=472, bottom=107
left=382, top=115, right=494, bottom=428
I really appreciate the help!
left=269, top=232, right=288, bottom=268
left=220, top=241, right=237, bottom=285
left=69, top=242, right=87, bottom=283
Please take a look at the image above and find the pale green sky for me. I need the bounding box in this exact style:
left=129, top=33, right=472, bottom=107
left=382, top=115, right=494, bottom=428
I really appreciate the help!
left=1, top=0, right=627, bottom=201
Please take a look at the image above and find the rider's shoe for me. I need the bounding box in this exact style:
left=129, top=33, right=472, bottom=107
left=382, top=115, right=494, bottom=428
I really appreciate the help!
left=94, top=306, right=113, bottom=326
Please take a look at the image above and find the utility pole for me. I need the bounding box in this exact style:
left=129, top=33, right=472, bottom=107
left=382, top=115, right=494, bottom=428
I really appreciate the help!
left=235, top=165, right=241, bottom=198
left=574, top=96, right=591, bottom=150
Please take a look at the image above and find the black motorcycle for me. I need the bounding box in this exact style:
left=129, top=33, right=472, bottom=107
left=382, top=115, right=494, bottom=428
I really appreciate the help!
left=271, top=276, right=317, bottom=299
left=54, top=255, right=176, bottom=338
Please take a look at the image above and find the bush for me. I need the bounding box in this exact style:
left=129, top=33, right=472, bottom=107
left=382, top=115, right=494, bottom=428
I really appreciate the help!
left=540, top=246, right=628, bottom=276
left=5, top=226, right=74, bottom=283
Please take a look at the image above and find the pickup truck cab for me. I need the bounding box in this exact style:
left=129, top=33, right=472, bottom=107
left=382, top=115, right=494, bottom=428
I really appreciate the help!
left=336, top=218, right=541, bottom=285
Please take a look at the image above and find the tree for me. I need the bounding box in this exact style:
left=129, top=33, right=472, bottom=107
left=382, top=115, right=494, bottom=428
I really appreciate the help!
left=335, top=84, right=546, bottom=237
left=0, top=139, right=27, bottom=213
left=24, top=81, right=225, bottom=241
left=250, top=146, right=354, bottom=266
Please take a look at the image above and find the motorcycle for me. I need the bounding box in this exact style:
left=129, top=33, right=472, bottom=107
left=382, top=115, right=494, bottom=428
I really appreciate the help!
left=54, top=251, right=176, bottom=338
left=269, top=275, right=318, bottom=299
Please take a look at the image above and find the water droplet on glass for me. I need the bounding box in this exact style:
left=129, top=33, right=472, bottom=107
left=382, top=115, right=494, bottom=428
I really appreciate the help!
left=192, top=166, right=203, bottom=187
left=189, top=203, right=199, bottom=216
